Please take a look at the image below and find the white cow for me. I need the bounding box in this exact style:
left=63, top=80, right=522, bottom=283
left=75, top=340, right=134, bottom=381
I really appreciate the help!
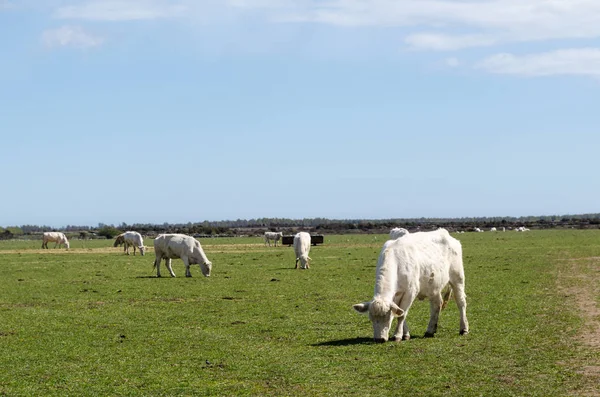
left=490, top=227, right=497, bottom=232
left=389, top=227, right=409, bottom=240
left=293, top=232, right=312, bottom=269
left=122, top=231, right=145, bottom=256
left=353, top=228, right=469, bottom=343
left=153, top=234, right=212, bottom=277
left=41, top=232, right=70, bottom=249
left=264, top=231, right=283, bottom=247
left=474, top=227, right=483, bottom=232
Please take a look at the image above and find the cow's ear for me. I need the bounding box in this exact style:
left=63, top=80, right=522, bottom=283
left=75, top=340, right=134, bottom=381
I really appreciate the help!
left=353, top=302, right=370, bottom=314
left=390, top=302, right=405, bottom=317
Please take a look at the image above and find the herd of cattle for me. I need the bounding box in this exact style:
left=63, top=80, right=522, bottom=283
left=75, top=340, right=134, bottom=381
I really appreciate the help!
left=36, top=226, right=486, bottom=342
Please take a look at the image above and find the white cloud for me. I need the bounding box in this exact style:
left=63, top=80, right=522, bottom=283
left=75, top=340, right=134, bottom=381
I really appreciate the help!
left=476, top=48, right=600, bottom=77
left=225, top=0, right=600, bottom=50
left=54, top=0, right=187, bottom=21
left=42, top=25, right=104, bottom=49
left=444, top=57, right=460, bottom=68
left=405, top=33, right=498, bottom=51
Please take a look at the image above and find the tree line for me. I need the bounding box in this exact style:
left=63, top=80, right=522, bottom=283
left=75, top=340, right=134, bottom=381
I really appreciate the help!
left=2, top=213, right=600, bottom=240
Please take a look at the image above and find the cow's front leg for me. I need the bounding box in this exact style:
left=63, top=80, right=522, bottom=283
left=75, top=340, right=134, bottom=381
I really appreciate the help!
left=181, top=256, right=193, bottom=277
left=424, top=293, right=443, bottom=337
left=390, top=316, right=410, bottom=341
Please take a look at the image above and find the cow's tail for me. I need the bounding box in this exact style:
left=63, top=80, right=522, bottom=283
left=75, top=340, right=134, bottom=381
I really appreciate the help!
left=441, top=284, right=453, bottom=310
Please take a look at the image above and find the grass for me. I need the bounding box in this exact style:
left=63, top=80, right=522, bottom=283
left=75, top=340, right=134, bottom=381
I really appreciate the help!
left=0, top=230, right=598, bottom=396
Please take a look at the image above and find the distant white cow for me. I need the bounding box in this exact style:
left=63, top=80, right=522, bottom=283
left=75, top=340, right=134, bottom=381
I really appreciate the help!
left=122, top=231, right=145, bottom=256
left=293, top=232, right=312, bottom=269
left=264, top=231, right=283, bottom=247
left=153, top=234, right=212, bottom=277
left=474, top=227, right=483, bottom=232
left=490, top=227, right=497, bottom=232
left=353, top=228, right=469, bottom=343
left=389, top=227, right=409, bottom=240
left=41, top=232, right=70, bottom=249
left=515, top=226, right=530, bottom=232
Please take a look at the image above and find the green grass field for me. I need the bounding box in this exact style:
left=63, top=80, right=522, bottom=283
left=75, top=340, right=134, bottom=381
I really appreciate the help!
left=0, top=230, right=598, bottom=396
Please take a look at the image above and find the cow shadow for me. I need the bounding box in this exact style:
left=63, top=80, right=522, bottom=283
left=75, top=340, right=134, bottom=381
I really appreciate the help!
left=312, top=335, right=424, bottom=346
left=312, top=337, right=373, bottom=346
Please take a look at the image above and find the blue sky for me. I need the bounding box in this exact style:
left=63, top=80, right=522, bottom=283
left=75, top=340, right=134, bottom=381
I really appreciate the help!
left=2, top=0, right=600, bottom=228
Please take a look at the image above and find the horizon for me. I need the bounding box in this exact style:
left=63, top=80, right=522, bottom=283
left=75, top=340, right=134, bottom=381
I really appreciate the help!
left=3, top=211, right=598, bottom=230
left=2, top=1, right=599, bottom=228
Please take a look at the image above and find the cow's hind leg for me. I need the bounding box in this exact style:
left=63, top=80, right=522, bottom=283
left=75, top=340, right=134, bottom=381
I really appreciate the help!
left=165, top=258, right=176, bottom=277
left=450, top=281, right=469, bottom=335
left=154, top=257, right=162, bottom=277
left=424, top=292, right=443, bottom=337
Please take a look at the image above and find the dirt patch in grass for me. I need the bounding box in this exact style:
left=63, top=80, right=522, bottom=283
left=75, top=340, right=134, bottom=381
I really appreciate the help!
left=0, top=248, right=155, bottom=255
left=557, top=257, right=600, bottom=396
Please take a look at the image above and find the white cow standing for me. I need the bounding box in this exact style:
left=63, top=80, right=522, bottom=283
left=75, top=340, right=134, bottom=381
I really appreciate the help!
left=353, top=228, right=469, bottom=343
left=264, top=232, right=283, bottom=247
left=293, top=232, right=312, bottom=269
left=41, top=232, right=70, bottom=249
left=153, top=234, right=212, bottom=277
left=122, top=231, right=145, bottom=256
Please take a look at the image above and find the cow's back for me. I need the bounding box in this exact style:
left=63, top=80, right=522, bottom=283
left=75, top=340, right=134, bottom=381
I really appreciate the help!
left=154, top=234, right=195, bottom=258
left=293, top=232, right=311, bottom=257
left=383, top=229, right=460, bottom=295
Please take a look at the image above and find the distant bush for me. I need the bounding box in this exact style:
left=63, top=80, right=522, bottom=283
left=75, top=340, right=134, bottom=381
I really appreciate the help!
left=96, top=226, right=122, bottom=239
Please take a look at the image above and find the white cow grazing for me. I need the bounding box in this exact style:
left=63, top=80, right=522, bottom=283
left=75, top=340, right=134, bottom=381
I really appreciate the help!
left=293, top=232, right=312, bottom=269
left=389, top=227, right=409, bottom=240
left=490, top=227, right=497, bottom=232
left=41, top=232, right=70, bottom=249
left=264, top=231, right=283, bottom=247
left=153, top=234, right=212, bottom=277
left=474, top=227, right=483, bottom=233
left=353, top=228, right=469, bottom=343
left=123, top=231, right=145, bottom=256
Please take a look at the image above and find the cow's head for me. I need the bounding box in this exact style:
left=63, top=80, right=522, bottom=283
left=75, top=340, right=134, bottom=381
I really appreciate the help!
left=353, top=298, right=404, bottom=343
left=64, top=241, right=70, bottom=249
left=200, top=260, right=212, bottom=277
left=139, top=246, right=146, bottom=256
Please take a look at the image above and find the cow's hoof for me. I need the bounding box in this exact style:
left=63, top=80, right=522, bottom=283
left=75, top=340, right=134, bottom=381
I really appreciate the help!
left=373, top=338, right=387, bottom=344
left=402, top=334, right=411, bottom=341
left=423, top=332, right=435, bottom=338
left=460, top=329, right=469, bottom=335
